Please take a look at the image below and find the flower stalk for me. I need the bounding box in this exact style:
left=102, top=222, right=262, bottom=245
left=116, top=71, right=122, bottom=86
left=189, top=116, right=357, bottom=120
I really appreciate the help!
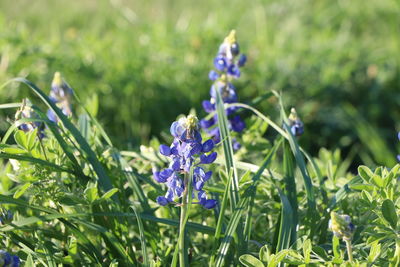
left=178, top=172, right=190, bottom=267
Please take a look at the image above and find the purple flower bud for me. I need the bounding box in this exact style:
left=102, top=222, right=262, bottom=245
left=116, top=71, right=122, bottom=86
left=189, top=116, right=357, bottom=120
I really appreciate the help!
left=153, top=171, right=166, bottom=183
left=198, top=190, right=207, bottom=205
left=170, top=121, right=185, bottom=138
left=231, top=115, right=246, bottom=132
left=204, top=171, right=212, bottom=182
left=200, top=118, right=215, bottom=129
left=202, top=199, right=217, bottom=209
left=214, top=56, right=226, bottom=71
left=159, top=144, right=171, bottom=156
left=202, top=100, right=215, bottom=113
left=170, top=159, right=181, bottom=171
left=156, top=196, right=169, bottom=206
left=230, top=42, right=240, bottom=56
left=194, top=180, right=204, bottom=191
left=202, top=139, right=214, bottom=153
left=159, top=169, right=173, bottom=180
left=233, top=139, right=241, bottom=151
left=227, top=64, right=240, bottom=78
left=208, top=70, right=219, bottom=81
left=290, top=122, right=304, bottom=137
left=238, top=54, right=247, bottom=67
left=200, top=152, right=217, bottom=164
left=190, top=144, right=203, bottom=156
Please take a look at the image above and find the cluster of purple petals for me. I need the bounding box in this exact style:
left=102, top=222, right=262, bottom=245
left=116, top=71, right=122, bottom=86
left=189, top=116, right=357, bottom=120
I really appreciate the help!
left=16, top=99, right=45, bottom=139
left=154, top=118, right=218, bottom=209
left=290, top=119, right=304, bottom=137
left=0, top=209, right=13, bottom=225
left=47, top=72, right=73, bottom=123
left=0, top=250, right=20, bottom=267
left=200, top=34, right=247, bottom=149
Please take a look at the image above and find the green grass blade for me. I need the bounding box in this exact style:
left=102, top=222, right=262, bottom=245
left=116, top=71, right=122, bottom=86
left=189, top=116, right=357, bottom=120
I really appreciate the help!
left=0, top=152, right=74, bottom=174
left=283, top=141, right=298, bottom=247
left=132, top=206, right=149, bottom=266
left=214, top=197, right=250, bottom=267
left=276, top=190, right=293, bottom=257
left=6, top=78, right=114, bottom=195
left=215, top=85, right=240, bottom=208
left=243, top=138, right=282, bottom=247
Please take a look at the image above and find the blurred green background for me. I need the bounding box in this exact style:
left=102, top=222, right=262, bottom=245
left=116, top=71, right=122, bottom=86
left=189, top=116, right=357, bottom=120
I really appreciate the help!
left=1, top=0, right=399, bottom=166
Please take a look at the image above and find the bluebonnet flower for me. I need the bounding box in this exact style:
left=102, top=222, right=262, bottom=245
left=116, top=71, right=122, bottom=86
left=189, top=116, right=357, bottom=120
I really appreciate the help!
left=329, top=211, right=355, bottom=241
left=47, top=72, right=73, bottom=123
left=154, top=115, right=217, bottom=209
left=288, top=108, right=304, bottom=137
left=14, top=99, right=44, bottom=138
left=0, top=250, right=20, bottom=267
left=201, top=30, right=247, bottom=149
left=0, top=208, right=13, bottom=226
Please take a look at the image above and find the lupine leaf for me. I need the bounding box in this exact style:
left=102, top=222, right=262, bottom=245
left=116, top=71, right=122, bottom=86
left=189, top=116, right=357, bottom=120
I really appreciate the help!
left=382, top=199, right=397, bottom=229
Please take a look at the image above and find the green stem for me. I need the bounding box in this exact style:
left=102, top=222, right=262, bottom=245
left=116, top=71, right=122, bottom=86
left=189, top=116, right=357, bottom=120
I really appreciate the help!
left=345, top=239, right=353, bottom=262
left=178, top=173, right=190, bottom=267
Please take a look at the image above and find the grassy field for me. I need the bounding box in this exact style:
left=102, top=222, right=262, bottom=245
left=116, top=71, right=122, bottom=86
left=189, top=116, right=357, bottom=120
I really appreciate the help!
left=0, top=1, right=400, bottom=265
left=1, top=0, right=399, bottom=165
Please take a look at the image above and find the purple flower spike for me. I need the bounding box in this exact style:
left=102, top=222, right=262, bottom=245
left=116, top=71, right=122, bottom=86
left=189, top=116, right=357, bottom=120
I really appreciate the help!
left=159, top=144, right=171, bottom=156
left=154, top=115, right=217, bottom=209
left=200, top=30, right=247, bottom=148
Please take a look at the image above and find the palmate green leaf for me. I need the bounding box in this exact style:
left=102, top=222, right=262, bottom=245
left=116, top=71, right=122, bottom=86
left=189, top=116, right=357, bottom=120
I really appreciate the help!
left=381, top=199, right=397, bottom=229
left=239, top=254, right=264, bottom=267
left=267, top=250, right=292, bottom=267
left=329, top=176, right=362, bottom=210
left=358, top=165, right=373, bottom=182
left=4, top=78, right=114, bottom=196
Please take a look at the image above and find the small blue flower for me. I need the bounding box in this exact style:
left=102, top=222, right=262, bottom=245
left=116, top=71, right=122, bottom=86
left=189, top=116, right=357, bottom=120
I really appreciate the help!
left=47, top=72, right=73, bottom=123
left=0, top=208, right=13, bottom=225
left=15, top=99, right=44, bottom=138
left=154, top=115, right=217, bottom=209
left=209, top=70, right=220, bottom=81
left=214, top=56, right=227, bottom=71
left=288, top=108, right=304, bottom=137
